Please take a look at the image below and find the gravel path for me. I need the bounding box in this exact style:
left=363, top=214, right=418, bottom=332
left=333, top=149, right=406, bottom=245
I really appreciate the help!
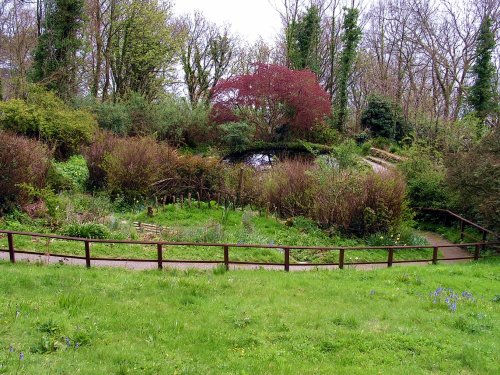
left=0, top=231, right=473, bottom=272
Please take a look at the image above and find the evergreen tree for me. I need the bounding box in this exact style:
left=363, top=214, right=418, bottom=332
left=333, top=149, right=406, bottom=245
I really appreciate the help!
left=31, top=0, right=84, bottom=101
left=334, top=7, right=361, bottom=131
left=468, top=16, right=499, bottom=124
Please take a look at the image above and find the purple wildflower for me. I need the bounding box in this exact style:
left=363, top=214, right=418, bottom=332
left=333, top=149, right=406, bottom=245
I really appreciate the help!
left=65, top=337, right=71, bottom=347
left=19, top=352, right=24, bottom=361
left=9, top=345, right=14, bottom=353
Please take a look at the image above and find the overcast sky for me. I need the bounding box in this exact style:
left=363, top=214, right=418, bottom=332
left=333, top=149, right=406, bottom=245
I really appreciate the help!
left=172, top=0, right=282, bottom=43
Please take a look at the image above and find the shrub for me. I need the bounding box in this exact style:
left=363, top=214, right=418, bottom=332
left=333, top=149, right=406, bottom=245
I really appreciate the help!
left=220, top=122, right=255, bottom=152
left=102, top=136, right=178, bottom=199
left=93, top=101, right=131, bottom=135
left=61, top=223, right=110, bottom=239
left=332, top=139, right=360, bottom=170
left=0, top=132, right=51, bottom=211
left=82, top=130, right=118, bottom=190
left=255, top=160, right=407, bottom=235
left=445, top=129, right=499, bottom=231
left=170, top=154, right=223, bottom=199
left=0, top=87, right=96, bottom=158
left=398, top=146, right=450, bottom=209
left=48, top=155, right=89, bottom=192
left=259, top=160, right=315, bottom=217
left=361, top=95, right=408, bottom=141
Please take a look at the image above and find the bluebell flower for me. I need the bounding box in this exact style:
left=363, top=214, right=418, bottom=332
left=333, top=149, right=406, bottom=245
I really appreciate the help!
left=65, top=337, right=71, bottom=347
left=450, top=302, right=457, bottom=312
left=9, top=345, right=13, bottom=353
left=75, top=342, right=79, bottom=349
left=19, top=352, right=24, bottom=361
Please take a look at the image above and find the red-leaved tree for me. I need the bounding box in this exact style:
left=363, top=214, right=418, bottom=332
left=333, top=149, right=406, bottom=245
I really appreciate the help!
left=210, top=64, right=331, bottom=141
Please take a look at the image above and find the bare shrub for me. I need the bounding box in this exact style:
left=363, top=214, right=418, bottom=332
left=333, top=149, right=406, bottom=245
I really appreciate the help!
left=0, top=131, right=51, bottom=210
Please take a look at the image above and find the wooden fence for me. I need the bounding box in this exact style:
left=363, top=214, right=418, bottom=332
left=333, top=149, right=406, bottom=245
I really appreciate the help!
left=0, top=209, right=498, bottom=271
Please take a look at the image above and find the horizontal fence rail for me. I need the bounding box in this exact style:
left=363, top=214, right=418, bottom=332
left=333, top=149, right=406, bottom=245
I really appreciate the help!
left=0, top=230, right=498, bottom=272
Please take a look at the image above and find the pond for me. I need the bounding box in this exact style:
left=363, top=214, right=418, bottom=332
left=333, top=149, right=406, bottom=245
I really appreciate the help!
left=223, top=149, right=315, bottom=169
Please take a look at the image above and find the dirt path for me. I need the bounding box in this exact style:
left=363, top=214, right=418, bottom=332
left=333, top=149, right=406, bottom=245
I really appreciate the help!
left=0, top=232, right=473, bottom=272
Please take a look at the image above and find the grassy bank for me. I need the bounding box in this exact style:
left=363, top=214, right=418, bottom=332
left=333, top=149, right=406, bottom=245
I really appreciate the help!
left=0, top=260, right=499, bottom=374
left=1, top=203, right=432, bottom=264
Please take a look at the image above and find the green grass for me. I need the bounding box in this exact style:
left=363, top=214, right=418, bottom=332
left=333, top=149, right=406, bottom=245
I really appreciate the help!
left=0, top=259, right=499, bottom=374
left=1, top=204, right=433, bottom=264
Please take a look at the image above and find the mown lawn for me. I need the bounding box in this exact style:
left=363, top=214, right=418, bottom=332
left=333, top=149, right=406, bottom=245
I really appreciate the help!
left=0, top=259, right=498, bottom=374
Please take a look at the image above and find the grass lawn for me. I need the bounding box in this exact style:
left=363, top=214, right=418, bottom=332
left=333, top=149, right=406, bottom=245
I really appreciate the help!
left=0, top=259, right=498, bottom=374
left=1, top=204, right=433, bottom=264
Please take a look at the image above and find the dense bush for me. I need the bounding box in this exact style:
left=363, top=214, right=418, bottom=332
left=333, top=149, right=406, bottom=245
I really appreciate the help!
left=445, top=129, right=499, bottom=231
left=48, top=155, right=89, bottom=192
left=398, top=146, right=450, bottom=209
left=257, top=160, right=406, bottom=235
left=0, top=88, right=96, bottom=158
left=102, top=136, right=178, bottom=199
left=219, top=122, right=255, bottom=152
left=361, top=95, right=409, bottom=141
left=81, top=94, right=213, bottom=147
left=82, top=131, right=118, bottom=190
left=0, top=132, right=51, bottom=211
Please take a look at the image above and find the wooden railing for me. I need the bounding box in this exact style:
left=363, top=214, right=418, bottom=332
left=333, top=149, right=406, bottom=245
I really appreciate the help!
left=0, top=229, right=498, bottom=271
left=418, top=208, right=499, bottom=251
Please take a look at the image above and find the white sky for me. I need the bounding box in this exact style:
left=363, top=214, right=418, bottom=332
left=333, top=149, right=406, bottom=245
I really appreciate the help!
left=172, top=0, right=282, bottom=43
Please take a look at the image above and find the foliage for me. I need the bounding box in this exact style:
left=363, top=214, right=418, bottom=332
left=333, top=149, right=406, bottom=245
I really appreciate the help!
left=110, top=0, right=183, bottom=100
left=210, top=64, right=331, bottom=142
left=332, top=139, right=361, bottom=170
left=0, top=132, right=51, bottom=212
left=258, top=160, right=406, bottom=235
left=445, top=129, right=500, bottom=231
left=361, top=95, right=408, bottom=141
left=398, top=146, right=450, bottom=209
left=286, top=5, right=321, bottom=75
left=334, top=7, right=362, bottom=131
left=0, top=87, right=96, bottom=158
left=102, top=136, right=178, bottom=199
left=31, top=0, right=85, bottom=101
left=60, top=222, right=110, bottom=239
left=220, top=122, right=255, bottom=152
left=82, top=130, right=117, bottom=190
left=468, top=16, right=499, bottom=125
left=48, top=155, right=89, bottom=192
left=180, top=12, right=235, bottom=105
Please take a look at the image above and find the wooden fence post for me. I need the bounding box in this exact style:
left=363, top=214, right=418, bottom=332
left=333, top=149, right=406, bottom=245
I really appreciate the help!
left=474, top=244, right=481, bottom=261
left=432, top=246, right=439, bottom=265
left=339, top=248, right=345, bottom=269
left=224, top=245, right=229, bottom=271
left=157, top=243, right=163, bottom=270
left=85, top=241, right=91, bottom=268
left=7, top=233, right=15, bottom=263
left=284, top=247, right=290, bottom=272
left=387, top=248, right=394, bottom=267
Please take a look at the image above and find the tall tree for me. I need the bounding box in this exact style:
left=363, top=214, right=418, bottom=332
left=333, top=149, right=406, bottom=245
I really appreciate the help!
left=180, top=12, right=235, bottom=106
left=468, top=15, right=499, bottom=124
left=334, top=7, right=361, bottom=131
left=286, top=5, right=321, bottom=75
left=31, top=0, right=84, bottom=101
left=110, top=0, right=182, bottom=101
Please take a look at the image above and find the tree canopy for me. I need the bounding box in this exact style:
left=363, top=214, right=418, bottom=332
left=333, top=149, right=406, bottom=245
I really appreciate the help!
left=210, top=64, right=331, bottom=141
